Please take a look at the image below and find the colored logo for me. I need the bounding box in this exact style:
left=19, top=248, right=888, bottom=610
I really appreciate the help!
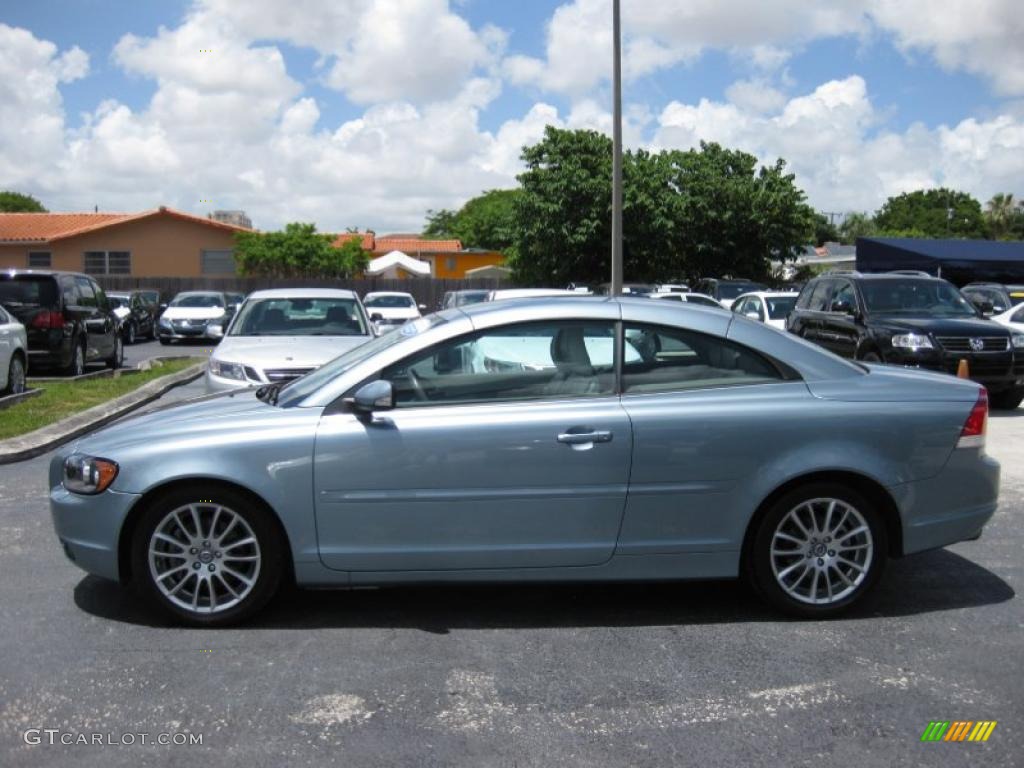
left=921, top=721, right=997, bottom=742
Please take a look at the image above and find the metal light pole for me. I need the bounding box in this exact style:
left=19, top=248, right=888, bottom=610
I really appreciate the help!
left=610, top=0, right=624, bottom=295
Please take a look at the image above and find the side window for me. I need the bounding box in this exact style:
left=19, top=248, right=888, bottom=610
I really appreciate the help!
left=380, top=321, right=617, bottom=407
left=91, top=281, right=109, bottom=311
left=1012, top=307, right=1024, bottom=324
left=732, top=297, right=747, bottom=313
left=622, top=323, right=786, bottom=394
left=807, top=280, right=834, bottom=311
left=75, top=277, right=96, bottom=308
left=750, top=298, right=764, bottom=320
left=829, top=282, right=856, bottom=312
left=61, top=278, right=77, bottom=307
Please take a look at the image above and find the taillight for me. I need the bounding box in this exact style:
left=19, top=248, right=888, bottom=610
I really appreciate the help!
left=30, top=310, right=64, bottom=329
left=957, top=389, right=988, bottom=449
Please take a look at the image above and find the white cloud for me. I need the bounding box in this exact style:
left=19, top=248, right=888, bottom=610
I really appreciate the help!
left=653, top=76, right=1024, bottom=213
left=725, top=79, right=787, bottom=114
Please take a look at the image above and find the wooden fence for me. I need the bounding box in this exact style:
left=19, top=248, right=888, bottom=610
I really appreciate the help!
left=97, top=276, right=510, bottom=309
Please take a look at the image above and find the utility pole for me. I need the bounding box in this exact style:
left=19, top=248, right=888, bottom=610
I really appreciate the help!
left=610, top=0, right=623, bottom=295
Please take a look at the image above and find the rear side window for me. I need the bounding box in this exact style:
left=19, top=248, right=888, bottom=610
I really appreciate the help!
left=0, top=275, right=59, bottom=308
left=829, top=281, right=856, bottom=312
left=75, top=277, right=97, bottom=308
left=806, top=280, right=835, bottom=311
left=622, top=323, right=786, bottom=394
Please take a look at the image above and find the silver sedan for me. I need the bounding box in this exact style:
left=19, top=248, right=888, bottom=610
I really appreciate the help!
left=50, top=297, right=999, bottom=625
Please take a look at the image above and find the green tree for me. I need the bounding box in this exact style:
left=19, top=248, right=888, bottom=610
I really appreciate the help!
left=837, top=212, right=876, bottom=244
left=811, top=213, right=840, bottom=246
left=985, top=193, right=1017, bottom=240
left=0, top=191, right=46, bottom=212
left=234, top=223, right=367, bottom=278
left=423, top=208, right=459, bottom=239
left=874, top=188, right=986, bottom=239
left=424, top=189, right=522, bottom=253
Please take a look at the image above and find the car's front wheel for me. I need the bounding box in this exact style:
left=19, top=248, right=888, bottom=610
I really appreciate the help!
left=131, top=485, right=284, bottom=626
left=3, top=355, right=26, bottom=395
left=125, top=322, right=136, bottom=345
left=747, top=483, right=887, bottom=618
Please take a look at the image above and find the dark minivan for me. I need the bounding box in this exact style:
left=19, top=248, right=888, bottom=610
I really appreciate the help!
left=787, top=271, right=1024, bottom=409
left=0, top=270, right=123, bottom=375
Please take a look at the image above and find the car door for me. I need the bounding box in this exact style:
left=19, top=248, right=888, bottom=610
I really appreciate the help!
left=615, top=322, right=807, bottom=556
left=799, top=279, right=835, bottom=345
left=821, top=280, right=859, bottom=358
left=313, top=319, right=633, bottom=572
left=90, top=279, right=117, bottom=357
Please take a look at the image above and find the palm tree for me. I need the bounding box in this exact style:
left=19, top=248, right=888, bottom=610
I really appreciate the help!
left=985, top=193, right=1016, bottom=239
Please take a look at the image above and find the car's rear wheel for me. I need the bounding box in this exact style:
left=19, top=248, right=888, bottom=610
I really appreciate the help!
left=106, top=334, right=123, bottom=369
left=3, top=355, right=25, bottom=395
left=990, top=386, right=1024, bottom=410
left=65, top=341, right=85, bottom=377
left=125, top=322, right=136, bottom=345
left=131, top=485, right=284, bottom=626
left=748, top=483, right=887, bottom=618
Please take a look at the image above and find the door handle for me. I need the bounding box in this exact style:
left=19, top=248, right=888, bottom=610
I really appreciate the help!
left=557, top=430, right=612, bottom=445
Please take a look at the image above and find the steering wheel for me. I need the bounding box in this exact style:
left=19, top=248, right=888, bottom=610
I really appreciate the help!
left=407, top=368, right=428, bottom=402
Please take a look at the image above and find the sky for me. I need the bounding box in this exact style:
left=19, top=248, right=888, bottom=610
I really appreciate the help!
left=0, top=0, right=1022, bottom=233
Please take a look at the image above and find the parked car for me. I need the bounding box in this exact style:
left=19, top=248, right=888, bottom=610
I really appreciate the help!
left=107, top=290, right=158, bottom=344
left=649, top=291, right=723, bottom=308
left=992, top=303, right=1024, bottom=332
left=158, top=291, right=234, bottom=344
left=441, top=289, right=490, bottom=310
left=654, top=283, right=690, bottom=293
left=787, top=272, right=1024, bottom=409
left=138, top=289, right=162, bottom=312
left=0, top=269, right=122, bottom=375
left=206, top=289, right=373, bottom=391
left=594, top=283, right=654, bottom=296
left=693, top=278, right=769, bottom=309
left=0, top=304, right=28, bottom=395
left=961, top=282, right=1024, bottom=315
left=732, top=291, right=800, bottom=330
left=50, top=297, right=998, bottom=626
left=363, top=291, right=423, bottom=333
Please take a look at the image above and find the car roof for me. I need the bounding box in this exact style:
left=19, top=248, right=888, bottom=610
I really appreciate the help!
left=246, top=288, right=359, bottom=300
left=2, top=268, right=86, bottom=279
left=734, top=291, right=799, bottom=299
left=364, top=291, right=413, bottom=298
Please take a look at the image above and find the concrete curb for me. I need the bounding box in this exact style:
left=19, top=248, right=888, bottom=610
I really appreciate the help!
left=0, top=388, right=42, bottom=411
left=0, top=362, right=205, bottom=465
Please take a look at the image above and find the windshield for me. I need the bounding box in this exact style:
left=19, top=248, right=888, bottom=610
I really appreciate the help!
left=454, top=291, right=489, bottom=306
left=170, top=293, right=224, bottom=308
left=862, top=280, right=978, bottom=317
left=718, top=283, right=767, bottom=300
left=0, top=275, right=58, bottom=307
left=108, top=296, right=128, bottom=309
left=364, top=294, right=414, bottom=308
left=276, top=314, right=449, bottom=407
left=765, top=296, right=797, bottom=319
left=229, top=297, right=368, bottom=337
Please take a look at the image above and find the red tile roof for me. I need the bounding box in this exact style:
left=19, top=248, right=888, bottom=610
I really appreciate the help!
left=375, top=237, right=462, bottom=253
left=331, top=232, right=376, bottom=250
left=0, top=206, right=251, bottom=243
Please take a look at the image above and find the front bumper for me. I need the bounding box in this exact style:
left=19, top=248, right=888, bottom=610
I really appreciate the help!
left=158, top=320, right=220, bottom=340
left=205, top=368, right=256, bottom=392
left=881, top=348, right=1024, bottom=393
left=50, top=483, right=140, bottom=582
left=892, top=448, right=1000, bottom=555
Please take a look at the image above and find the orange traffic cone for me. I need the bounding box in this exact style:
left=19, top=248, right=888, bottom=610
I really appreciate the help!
left=957, top=359, right=970, bottom=379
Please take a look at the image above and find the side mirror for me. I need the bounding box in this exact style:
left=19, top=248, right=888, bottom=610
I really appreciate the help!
left=418, top=303, right=427, bottom=311
left=833, top=300, right=855, bottom=315
left=972, top=299, right=994, bottom=316
left=208, top=324, right=224, bottom=339
left=370, top=312, right=383, bottom=322
left=348, top=379, right=394, bottom=415
left=745, top=311, right=761, bottom=321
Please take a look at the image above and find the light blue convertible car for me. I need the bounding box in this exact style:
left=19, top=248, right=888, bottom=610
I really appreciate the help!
left=50, top=297, right=1000, bottom=625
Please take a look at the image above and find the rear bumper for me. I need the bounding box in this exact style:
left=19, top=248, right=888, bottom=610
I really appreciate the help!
left=891, top=449, right=1000, bottom=555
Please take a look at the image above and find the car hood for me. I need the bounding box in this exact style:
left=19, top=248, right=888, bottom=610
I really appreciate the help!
left=868, top=315, right=1010, bottom=337
left=213, top=335, right=370, bottom=369
left=112, top=307, right=130, bottom=320
left=367, top=307, right=419, bottom=321
left=162, top=306, right=226, bottom=321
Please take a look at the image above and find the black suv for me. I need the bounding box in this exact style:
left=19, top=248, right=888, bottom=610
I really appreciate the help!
left=0, top=270, right=123, bottom=375
left=108, top=290, right=158, bottom=344
left=694, top=278, right=768, bottom=307
left=960, top=282, right=1024, bottom=315
left=787, top=271, right=1024, bottom=409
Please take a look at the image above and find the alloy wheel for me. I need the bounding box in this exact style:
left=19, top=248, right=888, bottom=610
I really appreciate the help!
left=769, top=497, right=873, bottom=605
left=148, top=502, right=262, bottom=615
left=8, top=357, right=26, bottom=394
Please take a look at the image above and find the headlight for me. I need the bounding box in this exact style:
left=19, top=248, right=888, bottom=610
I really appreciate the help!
left=891, top=333, right=933, bottom=350
left=63, top=454, right=118, bottom=495
left=209, top=359, right=246, bottom=381
left=1012, top=334, right=1024, bottom=349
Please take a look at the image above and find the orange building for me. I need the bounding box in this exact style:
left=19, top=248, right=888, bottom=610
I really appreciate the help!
left=0, top=207, right=249, bottom=277
left=332, top=232, right=504, bottom=278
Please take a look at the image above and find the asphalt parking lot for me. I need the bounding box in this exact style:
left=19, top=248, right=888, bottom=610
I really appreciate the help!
left=0, top=396, right=1021, bottom=766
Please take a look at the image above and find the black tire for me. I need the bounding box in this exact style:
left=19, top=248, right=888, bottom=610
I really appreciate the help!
left=130, top=484, right=284, bottom=627
left=65, top=341, right=85, bottom=377
left=3, top=354, right=26, bottom=395
left=106, top=334, right=123, bottom=369
left=125, top=322, right=136, bottom=345
left=746, top=482, right=887, bottom=618
left=147, top=321, right=157, bottom=340
left=990, top=386, right=1024, bottom=410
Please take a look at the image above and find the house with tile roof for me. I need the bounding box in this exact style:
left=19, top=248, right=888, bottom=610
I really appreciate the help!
left=0, top=206, right=251, bottom=277
left=330, top=232, right=504, bottom=278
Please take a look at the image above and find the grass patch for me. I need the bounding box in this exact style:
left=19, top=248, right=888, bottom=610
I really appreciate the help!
left=0, top=358, right=202, bottom=440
